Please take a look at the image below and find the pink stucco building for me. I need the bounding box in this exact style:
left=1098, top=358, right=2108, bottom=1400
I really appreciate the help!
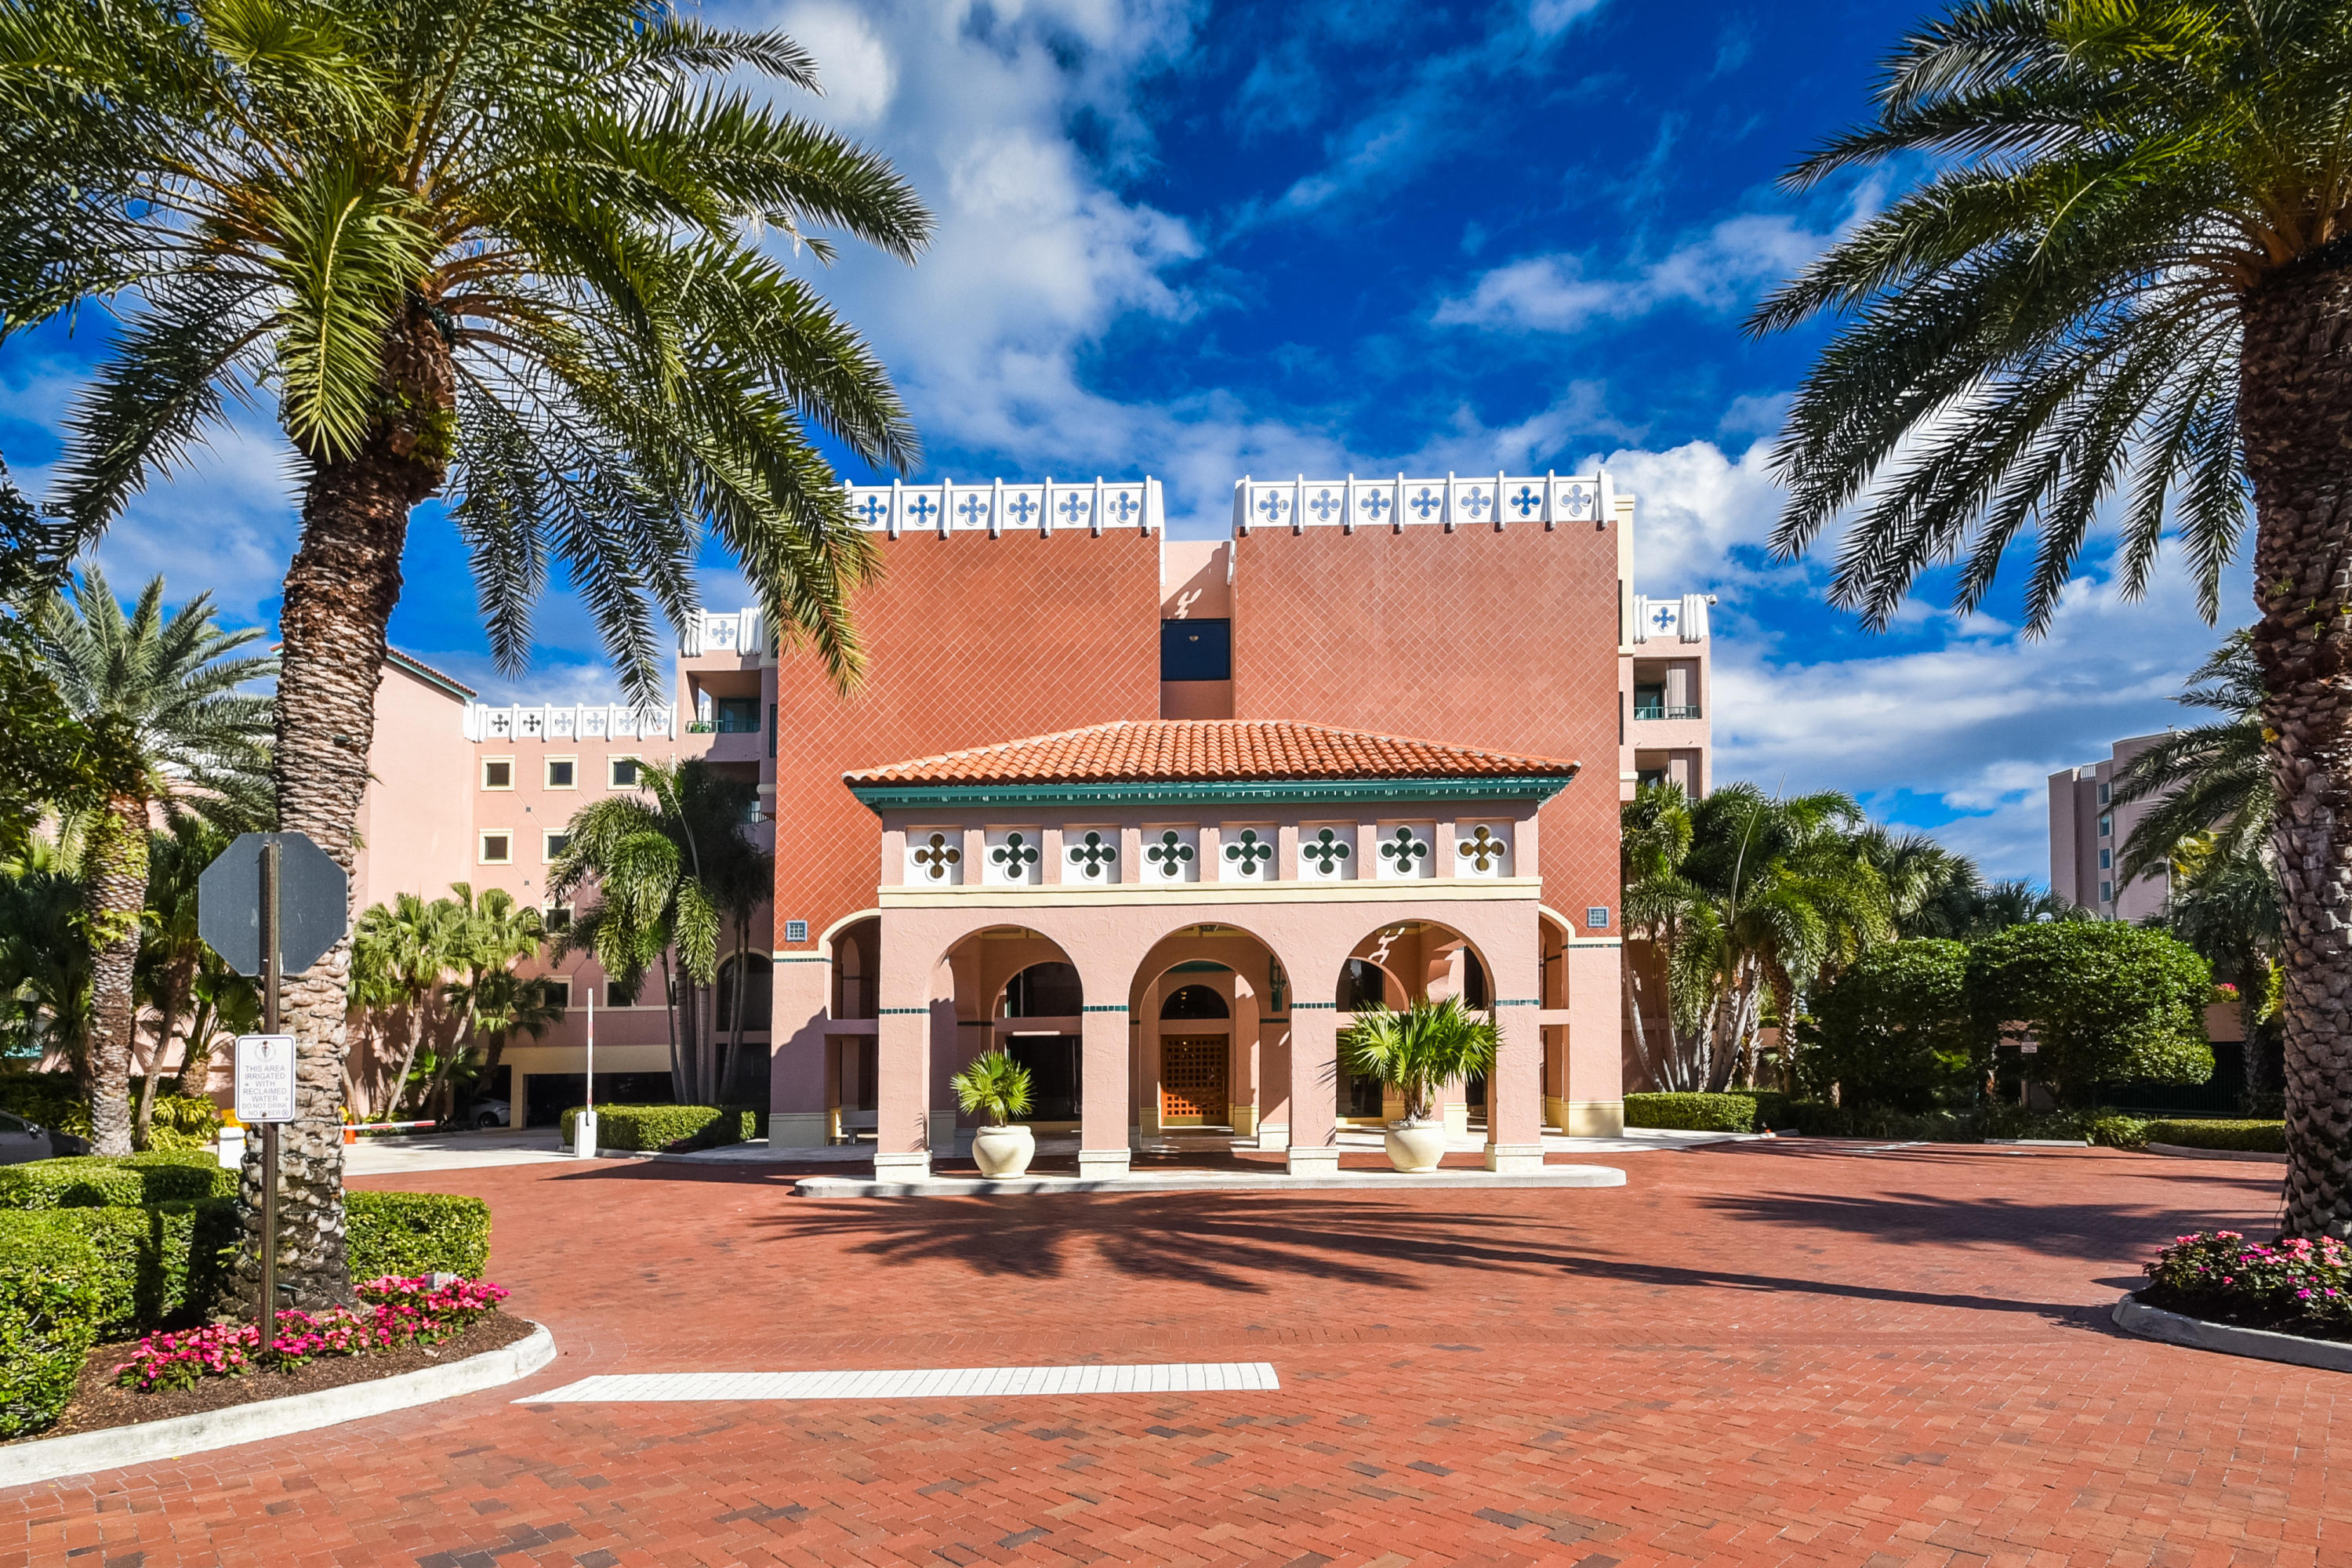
left=355, top=468, right=1715, bottom=1134
left=2048, top=734, right=2172, bottom=921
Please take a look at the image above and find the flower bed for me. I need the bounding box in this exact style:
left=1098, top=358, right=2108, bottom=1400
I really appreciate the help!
left=114, top=1276, right=510, bottom=1392
left=2138, top=1230, right=2352, bottom=1341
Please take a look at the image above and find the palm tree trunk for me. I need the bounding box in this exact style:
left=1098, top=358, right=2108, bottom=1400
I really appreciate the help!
left=660, top=952, right=681, bottom=1098
left=387, top=1003, right=429, bottom=1121
left=2242, top=257, right=2352, bottom=1237
left=254, top=318, right=452, bottom=1308
left=84, top=792, right=147, bottom=1156
left=1622, top=953, right=1657, bottom=1091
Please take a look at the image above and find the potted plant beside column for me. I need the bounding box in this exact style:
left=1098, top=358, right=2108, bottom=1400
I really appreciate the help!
left=953, top=1048, right=1037, bottom=1178
left=1340, top=997, right=1499, bottom=1173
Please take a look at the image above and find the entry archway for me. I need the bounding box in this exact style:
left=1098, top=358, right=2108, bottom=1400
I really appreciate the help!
left=1127, top=924, right=1290, bottom=1144
left=1334, top=921, right=1496, bottom=1131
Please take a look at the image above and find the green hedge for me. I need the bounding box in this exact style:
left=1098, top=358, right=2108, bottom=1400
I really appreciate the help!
left=0, top=1228, right=102, bottom=1437
left=1624, top=1093, right=1759, bottom=1132
left=560, top=1103, right=758, bottom=1152
left=0, top=1150, right=233, bottom=1210
left=2143, top=1119, right=2285, bottom=1153
left=347, top=1191, right=490, bottom=1281
left=0, top=1199, right=239, bottom=1334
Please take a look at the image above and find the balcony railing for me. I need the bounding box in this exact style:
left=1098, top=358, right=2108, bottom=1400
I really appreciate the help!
left=1633, top=704, right=1703, bottom=720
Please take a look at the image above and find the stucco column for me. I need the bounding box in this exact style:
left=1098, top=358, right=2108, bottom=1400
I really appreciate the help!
left=769, top=955, right=831, bottom=1148
left=1287, top=1004, right=1338, bottom=1175
left=1563, top=941, right=1627, bottom=1135
left=875, top=1011, right=931, bottom=1181
left=1080, top=1004, right=1131, bottom=1178
left=1259, top=1011, right=1292, bottom=1150
left=1486, top=1000, right=1544, bottom=1172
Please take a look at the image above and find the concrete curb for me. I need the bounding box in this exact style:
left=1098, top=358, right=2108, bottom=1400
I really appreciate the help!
left=794, top=1165, right=1628, bottom=1198
left=2143, top=1142, right=2288, bottom=1165
left=2111, top=1295, right=2352, bottom=1374
left=0, top=1321, right=555, bottom=1491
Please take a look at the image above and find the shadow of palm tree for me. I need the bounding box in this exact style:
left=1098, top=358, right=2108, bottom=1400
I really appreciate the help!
left=752, top=1191, right=2118, bottom=1323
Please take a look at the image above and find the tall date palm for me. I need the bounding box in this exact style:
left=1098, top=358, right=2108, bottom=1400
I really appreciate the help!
left=1750, top=1, right=2352, bottom=1235
left=34, top=572, right=271, bottom=1156
left=0, top=2, right=928, bottom=1300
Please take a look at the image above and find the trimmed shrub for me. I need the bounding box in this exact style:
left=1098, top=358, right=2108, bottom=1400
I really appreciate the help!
left=0, top=1199, right=239, bottom=1334
left=1797, top=939, right=1976, bottom=1113
left=0, top=1150, right=233, bottom=1210
left=347, top=1191, right=490, bottom=1281
left=1624, top=1093, right=1757, bottom=1132
left=0, top=1227, right=103, bottom=1436
left=2143, top=1119, right=2285, bottom=1153
left=145, top=1095, right=223, bottom=1152
left=1965, top=923, right=2214, bottom=1105
left=560, top=1103, right=757, bottom=1152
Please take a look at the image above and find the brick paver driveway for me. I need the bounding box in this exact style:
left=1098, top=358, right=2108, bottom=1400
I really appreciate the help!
left=7, top=1143, right=2336, bottom=1566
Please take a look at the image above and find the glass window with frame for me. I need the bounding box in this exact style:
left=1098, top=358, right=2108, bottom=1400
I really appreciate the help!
left=609, top=756, right=641, bottom=788
left=714, top=697, right=759, bottom=733
left=543, top=830, right=572, bottom=862
left=481, top=758, right=513, bottom=790
left=539, top=977, right=570, bottom=1014
left=543, top=902, right=572, bottom=932
left=546, top=757, right=576, bottom=789
left=479, top=832, right=511, bottom=865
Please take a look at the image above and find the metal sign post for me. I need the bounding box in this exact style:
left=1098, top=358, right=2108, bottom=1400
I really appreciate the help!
left=575, top=982, right=598, bottom=1159
left=203, top=831, right=346, bottom=1348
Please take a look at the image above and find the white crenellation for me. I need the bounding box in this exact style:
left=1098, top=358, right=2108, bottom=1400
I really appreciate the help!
left=466, top=703, right=675, bottom=743
left=1233, top=471, right=1611, bottom=534
left=843, top=477, right=1163, bottom=535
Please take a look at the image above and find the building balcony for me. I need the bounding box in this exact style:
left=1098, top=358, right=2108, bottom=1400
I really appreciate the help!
left=1633, top=704, right=1702, bottom=721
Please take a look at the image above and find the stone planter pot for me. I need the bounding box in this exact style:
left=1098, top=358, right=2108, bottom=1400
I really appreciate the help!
left=972, top=1124, right=1036, bottom=1178
left=1384, top=1120, right=1448, bottom=1173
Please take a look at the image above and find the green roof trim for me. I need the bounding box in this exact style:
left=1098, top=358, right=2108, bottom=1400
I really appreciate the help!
left=384, top=648, right=477, bottom=701
left=848, top=774, right=1577, bottom=814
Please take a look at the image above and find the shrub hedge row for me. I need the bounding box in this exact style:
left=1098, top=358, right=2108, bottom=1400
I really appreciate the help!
left=5, top=1200, right=241, bottom=1334
left=346, top=1191, right=491, bottom=1281
left=560, top=1104, right=760, bottom=1152
left=2143, top=1119, right=2287, bottom=1153
left=1622, top=1093, right=1761, bottom=1132
left=0, top=1149, right=233, bottom=1210
left=0, top=1229, right=102, bottom=1437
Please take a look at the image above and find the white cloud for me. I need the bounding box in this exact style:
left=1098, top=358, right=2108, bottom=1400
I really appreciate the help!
left=771, top=1, right=895, bottom=125
left=1435, top=212, right=1826, bottom=334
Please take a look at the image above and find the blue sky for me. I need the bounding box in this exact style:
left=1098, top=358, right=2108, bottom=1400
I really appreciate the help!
left=0, top=0, right=2251, bottom=880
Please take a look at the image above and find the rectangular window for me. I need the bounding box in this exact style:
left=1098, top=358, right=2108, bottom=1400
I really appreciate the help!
left=2099, top=847, right=2111, bottom=870
left=2100, top=880, right=2113, bottom=903
left=2098, top=781, right=2111, bottom=805
left=714, top=697, right=760, bottom=733
left=546, top=757, right=576, bottom=789
left=540, top=977, right=570, bottom=1014
left=1585, top=906, right=1611, bottom=930
left=605, top=978, right=638, bottom=1008
left=609, top=756, right=641, bottom=788
left=479, top=831, right=511, bottom=865
left=543, top=830, right=571, bottom=862
left=784, top=919, right=808, bottom=945
left=481, top=758, right=513, bottom=790
left=2098, top=812, right=2112, bottom=838
left=1160, top=619, right=1232, bottom=682
left=543, top=902, right=572, bottom=932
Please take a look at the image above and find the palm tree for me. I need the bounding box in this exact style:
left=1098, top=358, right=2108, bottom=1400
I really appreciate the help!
left=1673, top=786, right=1893, bottom=1091
left=1748, top=0, right=2352, bottom=1233
left=348, top=891, right=462, bottom=1120
left=1621, top=782, right=1702, bottom=1088
left=32, top=572, right=271, bottom=1154
left=2114, top=632, right=2270, bottom=890
left=135, top=815, right=246, bottom=1147
left=0, top=844, right=92, bottom=1073
left=552, top=760, right=756, bottom=1104
left=1, top=4, right=928, bottom=1300
left=1338, top=998, right=1500, bottom=1125
left=429, top=885, right=542, bottom=1120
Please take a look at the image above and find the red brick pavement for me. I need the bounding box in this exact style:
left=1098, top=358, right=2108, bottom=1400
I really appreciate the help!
left=4, top=1144, right=2336, bottom=1567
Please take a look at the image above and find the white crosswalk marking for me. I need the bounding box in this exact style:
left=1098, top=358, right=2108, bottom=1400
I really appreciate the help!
left=519, top=1362, right=1281, bottom=1403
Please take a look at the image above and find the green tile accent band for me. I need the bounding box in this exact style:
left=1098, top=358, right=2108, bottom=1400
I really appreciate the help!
left=1495, top=998, right=1542, bottom=1007
left=1082, top=1004, right=1129, bottom=1013
left=877, top=1006, right=930, bottom=1014
left=1292, top=1000, right=1338, bottom=1009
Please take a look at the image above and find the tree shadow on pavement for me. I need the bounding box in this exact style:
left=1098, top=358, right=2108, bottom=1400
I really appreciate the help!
left=750, top=1191, right=2114, bottom=1323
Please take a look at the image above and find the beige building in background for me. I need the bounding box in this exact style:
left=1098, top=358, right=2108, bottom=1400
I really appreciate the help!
left=2048, top=734, right=2172, bottom=921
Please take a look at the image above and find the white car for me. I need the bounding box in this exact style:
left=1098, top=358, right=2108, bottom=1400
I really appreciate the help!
left=467, top=1098, right=512, bottom=1131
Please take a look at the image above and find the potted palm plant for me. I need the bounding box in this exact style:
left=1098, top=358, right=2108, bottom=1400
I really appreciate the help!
left=1340, top=997, right=1499, bottom=1172
left=953, top=1049, right=1037, bottom=1178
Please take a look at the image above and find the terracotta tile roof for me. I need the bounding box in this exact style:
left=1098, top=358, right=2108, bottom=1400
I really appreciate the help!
left=845, top=720, right=1581, bottom=787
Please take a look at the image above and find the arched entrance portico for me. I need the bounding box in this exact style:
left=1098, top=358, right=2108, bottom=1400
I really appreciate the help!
left=1127, top=923, right=1290, bottom=1147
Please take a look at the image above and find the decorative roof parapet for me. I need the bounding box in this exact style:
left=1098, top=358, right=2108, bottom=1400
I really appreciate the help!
left=840, top=477, right=1163, bottom=537
left=1232, top=471, right=1613, bottom=533
left=1631, top=593, right=1714, bottom=644
left=465, top=702, right=675, bottom=743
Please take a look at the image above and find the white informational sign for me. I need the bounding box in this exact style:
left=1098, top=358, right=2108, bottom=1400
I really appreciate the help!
left=234, top=1034, right=298, bottom=1123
